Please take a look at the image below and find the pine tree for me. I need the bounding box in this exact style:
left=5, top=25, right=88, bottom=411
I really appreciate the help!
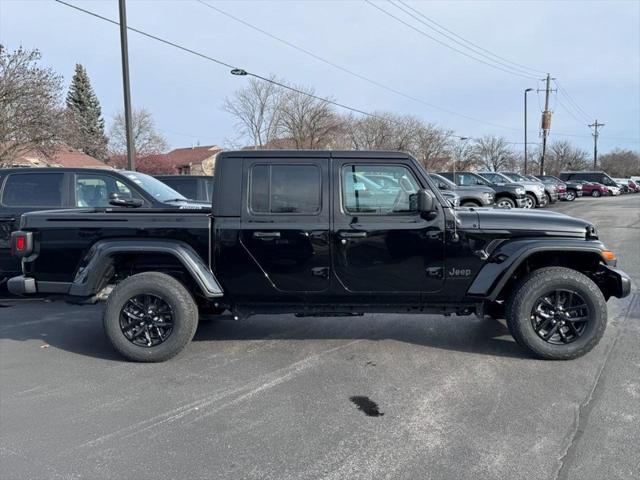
left=65, top=64, right=108, bottom=160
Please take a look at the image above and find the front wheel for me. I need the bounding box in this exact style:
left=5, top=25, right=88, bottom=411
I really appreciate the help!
left=592, top=190, right=601, bottom=198
left=523, top=194, right=536, bottom=209
left=505, top=267, right=607, bottom=360
left=565, top=190, right=576, bottom=201
left=103, top=272, right=199, bottom=362
left=495, top=196, right=516, bottom=208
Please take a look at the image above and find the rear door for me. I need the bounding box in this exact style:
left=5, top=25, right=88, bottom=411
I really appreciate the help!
left=0, top=171, right=68, bottom=281
left=332, top=160, right=445, bottom=302
left=239, top=158, right=330, bottom=295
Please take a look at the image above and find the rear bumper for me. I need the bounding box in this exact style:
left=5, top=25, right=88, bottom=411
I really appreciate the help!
left=602, top=267, right=632, bottom=299
left=7, top=275, right=36, bottom=295
left=8, top=275, right=70, bottom=296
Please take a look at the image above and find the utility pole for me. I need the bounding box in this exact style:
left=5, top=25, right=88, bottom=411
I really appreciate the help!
left=524, top=88, right=533, bottom=174
left=589, top=120, right=605, bottom=169
left=118, top=0, right=135, bottom=171
left=538, top=73, right=556, bottom=175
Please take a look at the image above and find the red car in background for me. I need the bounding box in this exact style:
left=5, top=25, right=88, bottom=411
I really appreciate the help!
left=576, top=181, right=609, bottom=197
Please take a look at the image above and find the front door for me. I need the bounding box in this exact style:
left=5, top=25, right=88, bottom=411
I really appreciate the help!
left=332, top=161, right=445, bottom=301
left=239, top=158, right=330, bottom=297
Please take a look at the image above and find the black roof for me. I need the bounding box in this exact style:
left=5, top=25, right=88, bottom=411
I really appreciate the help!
left=217, top=150, right=412, bottom=160
left=0, top=167, right=131, bottom=175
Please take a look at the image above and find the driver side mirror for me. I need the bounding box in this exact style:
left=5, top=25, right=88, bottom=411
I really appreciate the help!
left=109, top=192, right=144, bottom=208
left=416, top=189, right=436, bottom=213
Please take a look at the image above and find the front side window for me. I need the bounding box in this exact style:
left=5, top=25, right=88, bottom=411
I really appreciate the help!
left=2, top=173, right=64, bottom=207
left=249, top=164, right=321, bottom=214
left=75, top=174, right=139, bottom=207
left=342, top=165, right=419, bottom=214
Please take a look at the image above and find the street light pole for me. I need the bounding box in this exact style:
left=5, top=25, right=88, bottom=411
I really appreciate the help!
left=524, top=88, right=533, bottom=175
left=118, top=0, right=135, bottom=171
left=453, top=137, right=470, bottom=180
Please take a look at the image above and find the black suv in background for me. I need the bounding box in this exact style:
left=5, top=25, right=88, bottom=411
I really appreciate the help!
left=0, top=168, right=207, bottom=289
left=155, top=175, right=213, bottom=202
left=438, top=171, right=526, bottom=208
left=559, top=171, right=619, bottom=190
left=428, top=173, right=495, bottom=207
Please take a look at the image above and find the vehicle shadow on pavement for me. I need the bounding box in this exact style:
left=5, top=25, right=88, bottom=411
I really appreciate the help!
left=192, top=313, right=529, bottom=360
left=0, top=303, right=528, bottom=361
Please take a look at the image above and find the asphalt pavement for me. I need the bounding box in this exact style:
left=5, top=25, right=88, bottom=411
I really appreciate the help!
left=1, top=194, right=638, bottom=480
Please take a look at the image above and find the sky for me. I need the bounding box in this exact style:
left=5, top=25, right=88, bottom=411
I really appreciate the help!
left=1, top=0, right=639, bottom=154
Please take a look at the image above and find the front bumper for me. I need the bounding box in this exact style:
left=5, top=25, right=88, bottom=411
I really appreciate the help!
left=601, top=266, right=632, bottom=299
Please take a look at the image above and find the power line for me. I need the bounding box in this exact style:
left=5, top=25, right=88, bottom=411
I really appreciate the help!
left=395, top=0, right=546, bottom=76
left=53, top=0, right=397, bottom=123
left=555, top=96, right=589, bottom=126
left=554, top=80, right=592, bottom=122
left=388, top=0, right=541, bottom=79
left=196, top=0, right=520, bottom=133
left=364, top=0, right=539, bottom=80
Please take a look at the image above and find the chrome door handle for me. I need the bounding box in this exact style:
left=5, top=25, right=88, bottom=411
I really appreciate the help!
left=339, top=231, right=367, bottom=238
left=253, top=231, right=281, bottom=239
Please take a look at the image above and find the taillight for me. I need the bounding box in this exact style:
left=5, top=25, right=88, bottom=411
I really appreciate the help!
left=11, top=231, right=33, bottom=257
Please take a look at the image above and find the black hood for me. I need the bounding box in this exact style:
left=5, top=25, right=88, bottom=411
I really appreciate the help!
left=472, top=208, right=593, bottom=236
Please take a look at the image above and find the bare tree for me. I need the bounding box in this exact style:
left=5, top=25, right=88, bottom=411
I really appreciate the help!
left=0, top=45, right=66, bottom=165
left=546, top=140, right=589, bottom=175
left=471, top=135, right=516, bottom=171
left=278, top=85, right=341, bottom=149
left=343, top=112, right=419, bottom=152
left=414, top=123, right=454, bottom=171
left=448, top=138, right=476, bottom=172
left=223, top=77, right=283, bottom=148
left=599, top=148, right=640, bottom=177
left=108, top=107, right=168, bottom=156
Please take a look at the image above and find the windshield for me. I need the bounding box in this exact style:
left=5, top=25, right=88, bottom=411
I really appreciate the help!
left=122, top=171, right=187, bottom=203
left=456, top=172, right=490, bottom=186
left=429, top=173, right=456, bottom=190
left=480, top=172, right=513, bottom=184
left=503, top=172, right=530, bottom=182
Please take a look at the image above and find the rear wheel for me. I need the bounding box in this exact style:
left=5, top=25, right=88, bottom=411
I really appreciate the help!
left=495, top=196, right=516, bottom=209
left=592, top=190, right=601, bottom=198
left=104, top=272, right=198, bottom=362
left=565, top=190, right=576, bottom=201
left=505, top=267, right=607, bottom=360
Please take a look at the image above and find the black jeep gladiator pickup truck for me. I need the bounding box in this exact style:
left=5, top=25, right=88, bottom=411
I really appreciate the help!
left=8, top=150, right=631, bottom=362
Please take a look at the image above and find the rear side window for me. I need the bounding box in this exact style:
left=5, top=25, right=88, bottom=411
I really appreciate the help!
left=2, top=173, right=64, bottom=207
left=249, top=164, right=321, bottom=214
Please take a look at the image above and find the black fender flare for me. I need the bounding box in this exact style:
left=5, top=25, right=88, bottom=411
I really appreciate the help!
left=467, top=238, right=608, bottom=301
left=69, top=239, right=224, bottom=298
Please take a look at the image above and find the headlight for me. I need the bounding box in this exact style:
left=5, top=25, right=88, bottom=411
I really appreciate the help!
left=515, top=187, right=525, bottom=195
left=483, top=192, right=493, bottom=201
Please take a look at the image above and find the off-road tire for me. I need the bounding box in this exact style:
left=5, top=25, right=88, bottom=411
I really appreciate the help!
left=505, top=267, right=607, bottom=360
left=495, top=196, right=516, bottom=209
left=104, top=272, right=198, bottom=362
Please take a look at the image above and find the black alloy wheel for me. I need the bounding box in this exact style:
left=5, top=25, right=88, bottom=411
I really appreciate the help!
left=530, top=289, right=589, bottom=345
left=120, top=294, right=174, bottom=347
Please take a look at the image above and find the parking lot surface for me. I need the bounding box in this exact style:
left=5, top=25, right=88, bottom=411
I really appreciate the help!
left=1, top=195, right=639, bottom=480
